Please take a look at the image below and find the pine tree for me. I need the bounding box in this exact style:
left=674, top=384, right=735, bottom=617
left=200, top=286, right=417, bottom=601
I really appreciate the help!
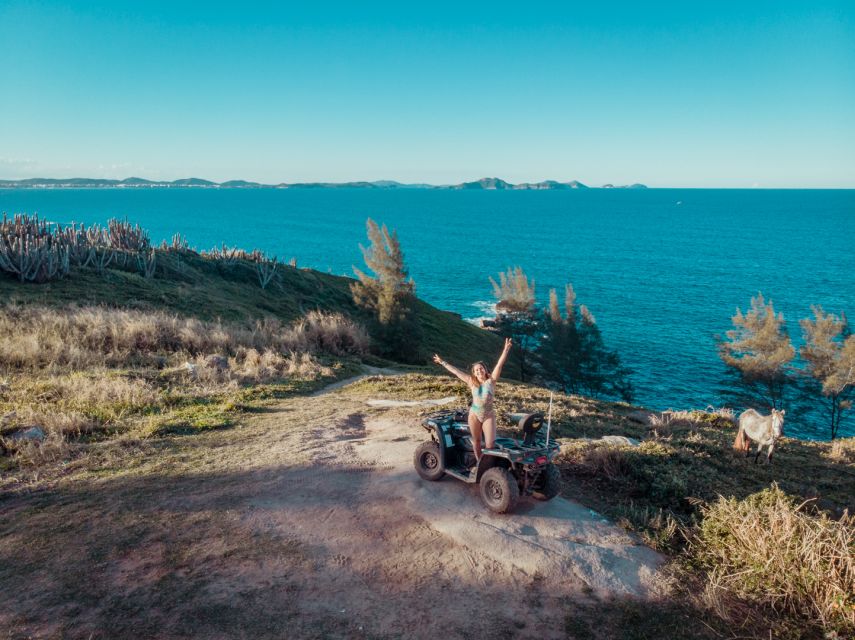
left=538, top=285, right=633, bottom=402
left=351, top=219, right=421, bottom=362
left=800, top=306, right=854, bottom=439
left=488, top=267, right=537, bottom=380
left=541, top=285, right=583, bottom=394
left=718, top=293, right=795, bottom=410
left=490, top=266, right=536, bottom=314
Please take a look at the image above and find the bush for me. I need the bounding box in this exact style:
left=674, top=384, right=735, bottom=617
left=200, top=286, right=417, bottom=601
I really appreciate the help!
left=691, top=484, right=854, bottom=634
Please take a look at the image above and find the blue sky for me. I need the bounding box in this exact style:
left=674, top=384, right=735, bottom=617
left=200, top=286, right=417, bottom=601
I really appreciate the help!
left=1, top=1, right=853, bottom=187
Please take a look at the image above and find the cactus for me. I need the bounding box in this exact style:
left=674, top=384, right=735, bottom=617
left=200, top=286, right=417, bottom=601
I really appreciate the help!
left=93, top=247, right=115, bottom=274
left=137, top=249, right=156, bottom=279
left=107, top=218, right=150, bottom=252
left=256, top=256, right=278, bottom=289
left=0, top=213, right=71, bottom=282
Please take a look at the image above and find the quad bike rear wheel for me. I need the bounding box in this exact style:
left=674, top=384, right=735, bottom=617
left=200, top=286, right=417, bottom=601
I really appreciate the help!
left=479, top=466, right=520, bottom=513
left=532, top=464, right=560, bottom=501
left=414, top=441, right=445, bottom=481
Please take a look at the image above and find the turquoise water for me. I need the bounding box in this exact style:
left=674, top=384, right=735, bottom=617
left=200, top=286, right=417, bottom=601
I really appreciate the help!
left=2, top=188, right=853, bottom=438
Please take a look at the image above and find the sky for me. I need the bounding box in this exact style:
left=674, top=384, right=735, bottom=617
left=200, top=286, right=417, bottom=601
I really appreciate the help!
left=1, top=1, right=853, bottom=187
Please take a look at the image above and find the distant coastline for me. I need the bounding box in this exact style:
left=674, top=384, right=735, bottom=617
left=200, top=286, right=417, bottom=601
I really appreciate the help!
left=0, top=176, right=648, bottom=190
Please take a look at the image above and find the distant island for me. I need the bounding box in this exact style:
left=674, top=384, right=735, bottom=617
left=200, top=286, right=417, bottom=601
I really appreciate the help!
left=0, top=176, right=648, bottom=190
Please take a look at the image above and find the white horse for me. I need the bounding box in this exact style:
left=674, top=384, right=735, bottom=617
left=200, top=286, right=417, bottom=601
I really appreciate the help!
left=733, top=408, right=785, bottom=464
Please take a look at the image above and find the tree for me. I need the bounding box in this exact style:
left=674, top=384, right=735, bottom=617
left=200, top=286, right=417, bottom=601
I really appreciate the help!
left=540, top=285, right=582, bottom=393
left=800, top=306, right=855, bottom=439
left=538, top=284, right=633, bottom=402
left=488, top=267, right=537, bottom=380
left=718, top=293, right=795, bottom=410
left=576, top=304, right=634, bottom=402
left=489, top=266, right=536, bottom=314
left=351, top=219, right=421, bottom=362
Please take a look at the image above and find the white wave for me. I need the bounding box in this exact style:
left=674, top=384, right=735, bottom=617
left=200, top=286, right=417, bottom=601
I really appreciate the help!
left=464, top=300, right=497, bottom=326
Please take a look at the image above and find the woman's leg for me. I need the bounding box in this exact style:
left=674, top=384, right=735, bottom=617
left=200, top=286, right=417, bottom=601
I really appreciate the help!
left=468, top=412, right=484, bottom=461
left=482, top=415, right=497, bottom=450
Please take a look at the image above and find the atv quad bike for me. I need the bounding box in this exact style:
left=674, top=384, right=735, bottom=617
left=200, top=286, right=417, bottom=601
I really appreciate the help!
left=414, top=409, right=561, bottom=514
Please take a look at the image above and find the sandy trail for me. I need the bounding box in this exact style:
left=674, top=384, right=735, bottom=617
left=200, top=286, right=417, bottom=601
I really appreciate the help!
left=355, top=417, right=663, bottom=596
left=0, top=379, right=665, bottom=639
left=233, top=382, right=664, bottom=638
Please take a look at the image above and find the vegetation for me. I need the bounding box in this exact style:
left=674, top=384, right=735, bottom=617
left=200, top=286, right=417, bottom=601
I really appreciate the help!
left=691, top=484, right=854, bottom=632
left=487, top=266, right=538, bottom=380
left=0, top=304, right=366, bottom=470
left=541, top=285, right=634, bottom=402
left=718, top=292, right=795, bottom=410
left=0, top=214, right=510, bottom=475
left=486, top=267, right=632, bottom=400
left=351, top=218, right=422, bottom=362
left=800, top=306, right=855, bottom=439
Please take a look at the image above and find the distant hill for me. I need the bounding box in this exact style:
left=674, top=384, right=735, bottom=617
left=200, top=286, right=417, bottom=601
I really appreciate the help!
left=219, top=180, right=263, bottom=188
left=0, top=176, right=644, bottom=190
left=452, top=177, right=513, bottom=190
left=601, top=183, right=648, bottom=189
left=171, top=178, right=217, bottom=187
left=511, top=180, right=589, bottom=190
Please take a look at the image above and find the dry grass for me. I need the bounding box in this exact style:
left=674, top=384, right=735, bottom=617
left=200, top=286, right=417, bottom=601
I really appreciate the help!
left=827, top=438, right=855, bottom=465
left=0, top=305, right=368, bottom=370
left=0, top=305, right=366, bottom=473
left=691, top=484, right=854, bottom=634
left=578, top=443, right=632, bottom=480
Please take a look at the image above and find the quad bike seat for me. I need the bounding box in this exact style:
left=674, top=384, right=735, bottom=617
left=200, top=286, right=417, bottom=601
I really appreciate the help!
left=447, top=413, right=539, bottom=453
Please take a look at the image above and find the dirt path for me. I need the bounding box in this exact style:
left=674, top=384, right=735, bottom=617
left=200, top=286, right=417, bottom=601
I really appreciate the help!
left=0, top=378, right=665, bottom=639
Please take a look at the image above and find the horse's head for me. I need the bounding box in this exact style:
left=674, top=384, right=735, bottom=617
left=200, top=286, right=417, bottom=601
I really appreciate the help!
left=771, top=409, right=786, bottom=438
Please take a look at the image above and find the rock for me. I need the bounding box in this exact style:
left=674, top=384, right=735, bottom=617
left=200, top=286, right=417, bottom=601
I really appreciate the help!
left=182, top=362, right=198, bottom=378
left=10, top=426, right=46, bottom=442
left=598, top=435, right=641, bottom=447
left=204, top=355, right=229, bottom=371
left=626, top=410, right=656, bottom=425
left=366, top=396, right=457, bottom=408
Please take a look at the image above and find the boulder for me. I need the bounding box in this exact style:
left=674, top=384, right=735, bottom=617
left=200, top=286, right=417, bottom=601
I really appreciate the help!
left=626, top=410, right=657, bottom=425
left=598, top=435, right=641, bottom=447
left=10, top=426, right=46, bottom=442
left=204, top=355, right=230, bottom=371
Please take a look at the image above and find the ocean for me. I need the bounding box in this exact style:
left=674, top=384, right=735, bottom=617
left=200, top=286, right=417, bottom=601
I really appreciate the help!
left=2, top=187, right=853, bottom=438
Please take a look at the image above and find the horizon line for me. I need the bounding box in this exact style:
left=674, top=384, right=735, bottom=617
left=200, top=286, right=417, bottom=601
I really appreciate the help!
left=1, top=176, right=854, bottom=190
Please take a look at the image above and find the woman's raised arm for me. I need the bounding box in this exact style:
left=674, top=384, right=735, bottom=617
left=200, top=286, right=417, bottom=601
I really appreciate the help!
left=491, top=338, right=513, bottom=381
left=433, top=354, right=472, bottom=385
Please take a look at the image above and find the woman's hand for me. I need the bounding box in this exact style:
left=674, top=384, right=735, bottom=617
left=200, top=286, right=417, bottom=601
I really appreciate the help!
left=503, top=338, right=513, bottom=353
left=432, top=354, right=444, bottom=366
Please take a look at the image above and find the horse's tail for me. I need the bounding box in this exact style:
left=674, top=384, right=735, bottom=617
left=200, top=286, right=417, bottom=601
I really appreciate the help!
left=733, top=424, right=749, bottom=453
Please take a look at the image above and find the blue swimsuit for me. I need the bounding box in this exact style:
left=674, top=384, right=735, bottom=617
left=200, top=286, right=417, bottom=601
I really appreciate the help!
left=470, top=379, right=495, bottom=421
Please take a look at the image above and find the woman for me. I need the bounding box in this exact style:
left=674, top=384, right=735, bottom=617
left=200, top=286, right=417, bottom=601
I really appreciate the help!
left=433, top=338, right=513, bottom=463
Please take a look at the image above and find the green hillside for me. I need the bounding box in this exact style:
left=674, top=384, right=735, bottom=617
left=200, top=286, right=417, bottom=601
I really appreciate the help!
left=0, top=247, right=512, bottom=372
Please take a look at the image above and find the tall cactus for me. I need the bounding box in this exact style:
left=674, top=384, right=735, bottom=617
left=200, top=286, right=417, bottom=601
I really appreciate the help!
left=108, top=218, right=150, bottom=252
left=0, top=213, right=71, bottom=282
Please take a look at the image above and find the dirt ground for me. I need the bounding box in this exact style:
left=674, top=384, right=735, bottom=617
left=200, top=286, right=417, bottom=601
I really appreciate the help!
left=0, top=378, right=670, bottom=640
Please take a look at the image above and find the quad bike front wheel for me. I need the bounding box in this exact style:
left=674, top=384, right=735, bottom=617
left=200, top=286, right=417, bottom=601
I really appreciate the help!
left=414, top=441, right=445, bottom=481
left=532, top=464, right=561, bottom=501
left=479, top=467, right=520, bottom=514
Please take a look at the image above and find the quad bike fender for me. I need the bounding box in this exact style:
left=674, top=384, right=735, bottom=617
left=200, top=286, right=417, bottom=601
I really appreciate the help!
left=474, top=455, right=511, bottom=483
left=428, top=421, right=453, bottom=471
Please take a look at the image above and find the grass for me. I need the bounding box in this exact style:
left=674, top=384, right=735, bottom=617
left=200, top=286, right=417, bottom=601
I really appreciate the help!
left=0, top=247, right=510, bottom=369
left=691, top=484, right=854, bottom=632
left=0, top=302, right=366, bottom=480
